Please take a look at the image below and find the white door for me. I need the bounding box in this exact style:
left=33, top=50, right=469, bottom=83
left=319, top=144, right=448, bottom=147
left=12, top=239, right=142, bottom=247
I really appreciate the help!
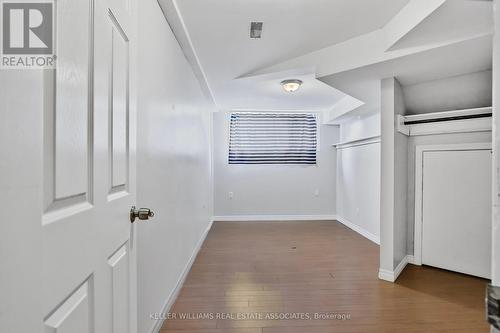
left=421, top=148, right=492, bottom=279
left=0, top=0, right=139, bottom=332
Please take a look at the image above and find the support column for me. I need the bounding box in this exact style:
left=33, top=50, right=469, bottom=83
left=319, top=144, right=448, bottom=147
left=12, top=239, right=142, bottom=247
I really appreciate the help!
left=379, top=77, right=408, bottom=282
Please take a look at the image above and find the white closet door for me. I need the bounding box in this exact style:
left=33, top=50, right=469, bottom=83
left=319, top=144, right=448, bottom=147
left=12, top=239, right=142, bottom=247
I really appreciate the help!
left=422, top=149, right=491, bottom=279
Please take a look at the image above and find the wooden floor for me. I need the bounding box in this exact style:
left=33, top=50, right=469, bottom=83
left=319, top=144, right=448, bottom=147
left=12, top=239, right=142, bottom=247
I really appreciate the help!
left=160, top=221, right=489, bottom=333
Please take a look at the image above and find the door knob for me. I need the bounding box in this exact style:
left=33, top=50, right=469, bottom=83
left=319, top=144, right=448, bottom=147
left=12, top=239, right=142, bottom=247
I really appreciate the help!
left=130, top=206, right=155, bottom=223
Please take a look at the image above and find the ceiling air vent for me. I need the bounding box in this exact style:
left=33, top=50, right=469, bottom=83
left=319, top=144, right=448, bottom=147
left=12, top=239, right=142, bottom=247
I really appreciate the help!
left=250, top=22, right=263, bottom=39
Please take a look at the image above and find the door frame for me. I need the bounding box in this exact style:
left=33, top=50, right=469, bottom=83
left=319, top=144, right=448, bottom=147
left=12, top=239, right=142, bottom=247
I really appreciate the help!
left=413, top=142, right=492, bottom=265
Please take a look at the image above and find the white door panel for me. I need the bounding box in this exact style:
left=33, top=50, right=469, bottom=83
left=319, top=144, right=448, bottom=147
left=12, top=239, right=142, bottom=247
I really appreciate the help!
left=44, top=280, right=92, bottom=333
left=43, top=0, right=92, bottom=221
left=110, top=13, right=129, bottom=193
left=108, top=244, right=130, bottom=333
left=422, top=149, right=492, bottom=279
left=53, top=0, right=91, bottom=200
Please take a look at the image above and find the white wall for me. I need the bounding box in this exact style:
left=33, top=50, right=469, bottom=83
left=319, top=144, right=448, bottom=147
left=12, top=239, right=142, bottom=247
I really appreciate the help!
left=213, top=112, right=338, bottom=218
left=339, top=113, right=380, bottom=142
left=402, top=70, right=492, bottom=114
left=336, top=113, right=381, bottom=243
left=136, top=1, right=214, bottom=333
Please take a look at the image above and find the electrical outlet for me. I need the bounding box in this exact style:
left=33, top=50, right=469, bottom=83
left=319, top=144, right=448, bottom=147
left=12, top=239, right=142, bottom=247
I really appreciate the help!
left=229, top=192, right=234, bottom=199
left=314, top=189, right=320, bottom=197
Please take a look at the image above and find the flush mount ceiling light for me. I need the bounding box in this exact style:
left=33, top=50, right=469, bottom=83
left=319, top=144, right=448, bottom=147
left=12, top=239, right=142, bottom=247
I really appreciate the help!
left=281, top=79, right=303, bottom=93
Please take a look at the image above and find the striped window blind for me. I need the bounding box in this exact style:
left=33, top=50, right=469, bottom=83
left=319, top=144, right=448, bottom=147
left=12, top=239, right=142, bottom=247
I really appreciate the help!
left=228, top=112, right=318, bottom=165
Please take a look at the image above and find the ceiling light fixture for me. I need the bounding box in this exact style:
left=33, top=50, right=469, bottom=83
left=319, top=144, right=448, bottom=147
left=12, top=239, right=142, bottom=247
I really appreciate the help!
left=281, top=79, right=303, bottom=93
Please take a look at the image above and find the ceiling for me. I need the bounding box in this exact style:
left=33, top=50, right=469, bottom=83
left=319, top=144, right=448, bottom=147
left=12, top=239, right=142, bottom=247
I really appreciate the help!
left=159, top=0, right=493, bottom=121
left=173, top=0, right=409, bottom=75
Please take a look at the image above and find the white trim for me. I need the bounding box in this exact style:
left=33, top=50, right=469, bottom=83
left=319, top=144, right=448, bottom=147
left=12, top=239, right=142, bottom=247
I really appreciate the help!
left=332, top=135, right=381, bottom=150
left=378, top=268, right=396, bottom=282
left=150, top=220, right=214, bottom=333
left=394, top=256, right=410, bottom=280
left=396, top=107, right=492, bottom=137
left=378, top=255, right=411, bottom=282
left=335, top=215, right=380, bottom=245
left=413, top=142, right=492, bottom=266
left=396, top=114, right=410, bottom=136
left=213, top=215, right=337, bottom=222
left=407, top=255, right=419, bottom=265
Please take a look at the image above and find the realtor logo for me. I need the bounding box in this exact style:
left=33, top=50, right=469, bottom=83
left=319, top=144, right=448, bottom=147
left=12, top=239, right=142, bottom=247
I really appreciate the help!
left=1, top=1, right=56, bottom=68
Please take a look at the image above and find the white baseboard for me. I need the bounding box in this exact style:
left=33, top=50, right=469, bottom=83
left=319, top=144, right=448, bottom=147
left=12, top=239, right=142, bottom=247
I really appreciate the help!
left=378, top=255, right=412, bottom=283
left=212, top=214, right=337, bottom=222
left=335, top=215, right=380, bottom=245
left=406, top=255, right=419, bottom=265
left=378, top=268, right=396, bottom=282
left=150, top=219, right=214, bottom=333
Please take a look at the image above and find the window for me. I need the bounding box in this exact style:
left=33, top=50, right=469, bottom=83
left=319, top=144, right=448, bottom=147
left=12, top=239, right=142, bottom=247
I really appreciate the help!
left=228, top=112, right=318, bottom=165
